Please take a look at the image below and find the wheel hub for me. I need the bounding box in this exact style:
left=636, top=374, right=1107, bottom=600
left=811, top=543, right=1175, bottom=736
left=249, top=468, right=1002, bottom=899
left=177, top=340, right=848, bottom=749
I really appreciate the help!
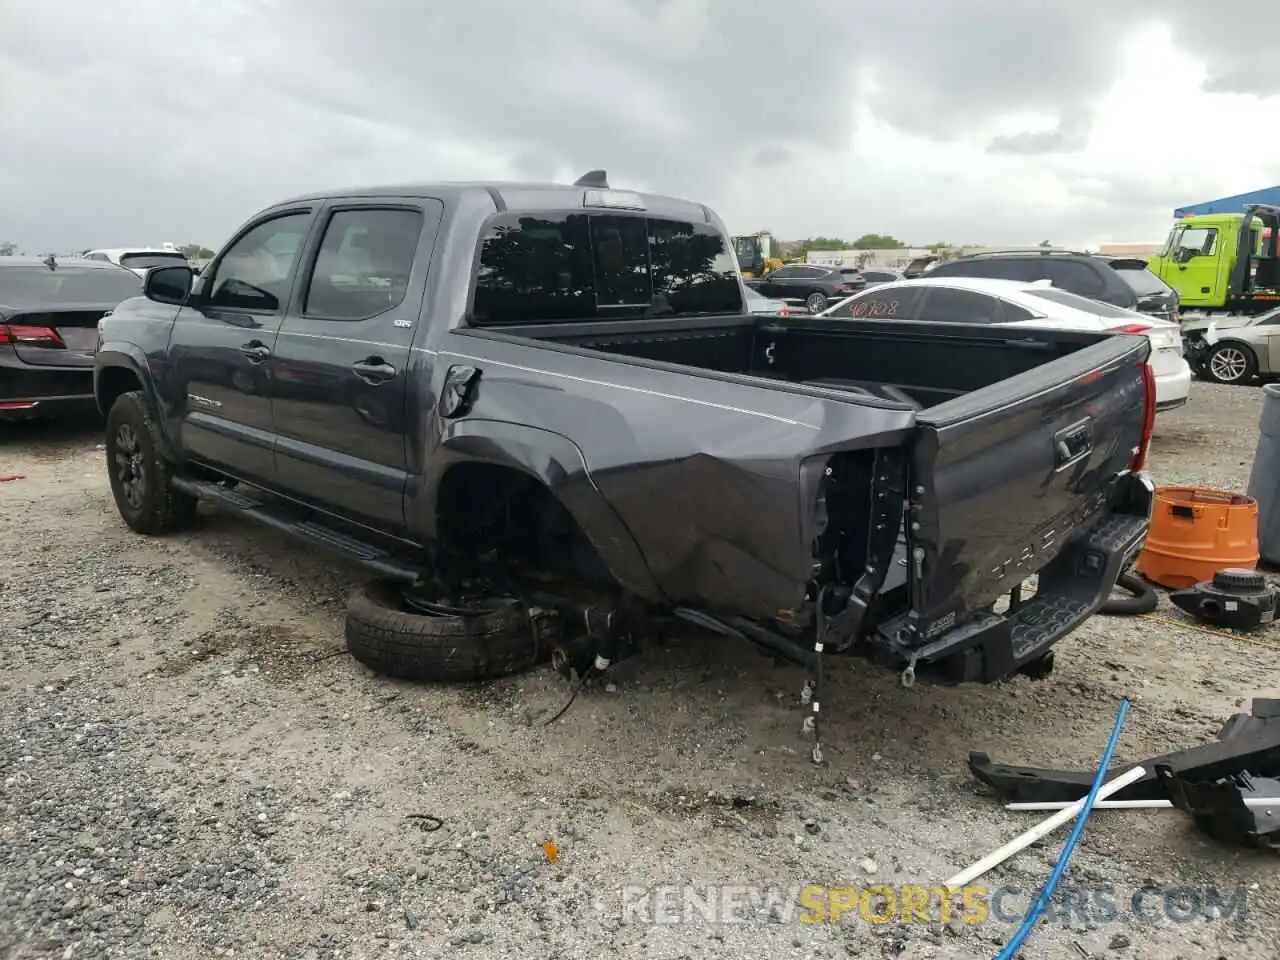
left=113, top=424, right=146, bottom=508
left=1210, top=348, right=1247, bottom=382
left=400, top=582, right=512, bottom=618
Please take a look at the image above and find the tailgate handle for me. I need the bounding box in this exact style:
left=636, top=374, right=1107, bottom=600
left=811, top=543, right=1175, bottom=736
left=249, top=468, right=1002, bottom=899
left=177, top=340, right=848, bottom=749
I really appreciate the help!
left=1053, top=419, right=1093, bottom=468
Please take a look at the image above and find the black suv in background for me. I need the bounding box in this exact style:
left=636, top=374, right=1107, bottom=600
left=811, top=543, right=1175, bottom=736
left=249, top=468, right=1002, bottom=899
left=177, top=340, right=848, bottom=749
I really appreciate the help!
left=747, top=264, right=866, bottom=314
left=925, top=249, right=1179, bottom=322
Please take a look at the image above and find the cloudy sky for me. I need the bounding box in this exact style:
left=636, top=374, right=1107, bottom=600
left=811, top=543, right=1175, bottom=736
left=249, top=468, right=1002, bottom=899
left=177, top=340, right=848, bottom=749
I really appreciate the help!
left=2, top=0, right=1279, bottom=253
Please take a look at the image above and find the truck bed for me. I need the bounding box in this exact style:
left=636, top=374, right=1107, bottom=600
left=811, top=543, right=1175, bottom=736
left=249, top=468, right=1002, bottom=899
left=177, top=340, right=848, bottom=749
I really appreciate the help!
left=494, top=311, right=1100, bottom=409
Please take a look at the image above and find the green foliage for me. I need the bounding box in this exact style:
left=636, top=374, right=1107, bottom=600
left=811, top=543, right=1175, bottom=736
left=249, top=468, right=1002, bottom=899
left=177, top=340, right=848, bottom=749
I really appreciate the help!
left=851, top=234, right=906, bottom=249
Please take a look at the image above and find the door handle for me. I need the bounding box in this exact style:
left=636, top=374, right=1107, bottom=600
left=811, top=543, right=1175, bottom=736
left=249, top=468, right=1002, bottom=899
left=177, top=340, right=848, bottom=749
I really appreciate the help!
left=241, top=341, right=270, bottom=363
left=352, top=358, right=397, bottom=384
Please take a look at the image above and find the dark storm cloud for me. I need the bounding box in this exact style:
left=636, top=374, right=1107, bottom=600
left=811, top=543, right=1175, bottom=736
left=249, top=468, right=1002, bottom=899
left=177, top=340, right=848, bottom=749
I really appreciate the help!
left=279, top=0, right=858, bottom=193
left=0, top=0, right=1274, bottom=251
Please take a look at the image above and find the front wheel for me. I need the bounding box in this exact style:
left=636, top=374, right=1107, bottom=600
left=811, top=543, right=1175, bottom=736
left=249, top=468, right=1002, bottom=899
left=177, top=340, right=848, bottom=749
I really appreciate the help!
left=805, top=292, right=827, bottom=314
left=1203, top=342, right=1257, bottom=384
left=105, top=390, right=198, bottom=535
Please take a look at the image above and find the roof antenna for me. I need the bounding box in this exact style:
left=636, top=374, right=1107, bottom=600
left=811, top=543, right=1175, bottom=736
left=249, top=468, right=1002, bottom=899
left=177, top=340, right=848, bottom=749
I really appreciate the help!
left=574, top=170, right=609, bottom=188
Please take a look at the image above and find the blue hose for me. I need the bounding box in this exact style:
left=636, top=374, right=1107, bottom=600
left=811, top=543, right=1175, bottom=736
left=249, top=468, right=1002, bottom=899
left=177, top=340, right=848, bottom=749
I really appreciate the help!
left=993, top=696, right=1134, bottom=960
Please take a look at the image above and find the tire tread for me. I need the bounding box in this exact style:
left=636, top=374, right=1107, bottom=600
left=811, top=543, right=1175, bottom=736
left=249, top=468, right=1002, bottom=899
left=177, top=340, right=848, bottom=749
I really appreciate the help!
left=344, top=580, right=556, bottom=682
left=105, top=390, right=198, bottom=535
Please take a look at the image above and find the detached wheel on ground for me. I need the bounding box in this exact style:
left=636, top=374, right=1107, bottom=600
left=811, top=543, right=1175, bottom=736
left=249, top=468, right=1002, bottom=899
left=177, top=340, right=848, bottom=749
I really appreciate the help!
left=1202, top=342, right=1257, bottom=385
left=104, top=390, right=198, bottom=535
left=344, top=579, right=558, bottom=682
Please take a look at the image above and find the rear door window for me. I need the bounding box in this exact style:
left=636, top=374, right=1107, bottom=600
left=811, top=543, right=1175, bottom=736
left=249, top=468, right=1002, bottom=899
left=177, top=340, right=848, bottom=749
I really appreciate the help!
left=304, top=208, right=425, bottom=320
left=1112, top=266, right=1172, bottom=297
left=1040, top=260, right=1106, bottom=298
left=916, top=287, right=1005, bottom=323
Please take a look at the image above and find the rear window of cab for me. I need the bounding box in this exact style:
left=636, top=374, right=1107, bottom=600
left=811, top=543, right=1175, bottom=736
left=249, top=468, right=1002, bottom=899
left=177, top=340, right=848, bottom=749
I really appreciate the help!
left=471, top=211, right=744, bottom=323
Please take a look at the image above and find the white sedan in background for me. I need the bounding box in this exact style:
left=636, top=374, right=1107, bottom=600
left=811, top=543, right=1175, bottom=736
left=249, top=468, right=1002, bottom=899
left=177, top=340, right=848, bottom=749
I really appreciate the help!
left=818, top=276, right=1192, bottom=411
left=82, top=247, right=192, bottom=278
left=744, top=285, right=790, bottom=316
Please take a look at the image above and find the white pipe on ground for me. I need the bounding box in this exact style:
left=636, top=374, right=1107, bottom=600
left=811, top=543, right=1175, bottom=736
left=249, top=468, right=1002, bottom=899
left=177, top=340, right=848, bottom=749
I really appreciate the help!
left=1007, top=797, right=1280, bottom=811
left=944, top=765, right=1148, bottom=888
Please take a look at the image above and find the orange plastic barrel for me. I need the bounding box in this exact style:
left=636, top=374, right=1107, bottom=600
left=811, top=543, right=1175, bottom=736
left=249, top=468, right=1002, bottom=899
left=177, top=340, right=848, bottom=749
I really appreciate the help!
left=1135, top=487, right=1260, bottom=590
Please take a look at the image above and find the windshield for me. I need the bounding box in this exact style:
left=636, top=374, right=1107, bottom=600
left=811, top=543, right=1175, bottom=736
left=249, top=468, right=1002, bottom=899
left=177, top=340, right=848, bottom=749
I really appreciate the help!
left=733, top=236, right=760, bottom=265
left=0, top=265, right=143, bottom=307
left=119, top=252, right=189, bottom=270
left=1113, top=266, right=1172, bottom=297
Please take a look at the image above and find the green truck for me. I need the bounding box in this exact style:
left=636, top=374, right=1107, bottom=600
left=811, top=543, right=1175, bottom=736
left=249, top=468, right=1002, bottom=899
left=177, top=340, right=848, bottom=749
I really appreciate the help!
left=1147, top=204, right=1280, bottom=315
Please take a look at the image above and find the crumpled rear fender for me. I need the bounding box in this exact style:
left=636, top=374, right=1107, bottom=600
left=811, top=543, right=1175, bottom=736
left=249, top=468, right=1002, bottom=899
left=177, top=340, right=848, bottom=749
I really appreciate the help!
left=414, top=419, right=662, bottom=601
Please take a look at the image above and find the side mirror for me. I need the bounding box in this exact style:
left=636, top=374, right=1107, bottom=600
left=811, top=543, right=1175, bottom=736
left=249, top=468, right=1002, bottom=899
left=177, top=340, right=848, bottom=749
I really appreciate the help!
left=145, top=264, right=195, bottom=305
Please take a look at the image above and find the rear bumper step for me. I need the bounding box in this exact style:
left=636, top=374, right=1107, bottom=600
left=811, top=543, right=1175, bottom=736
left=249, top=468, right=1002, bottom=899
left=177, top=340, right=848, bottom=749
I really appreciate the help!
left=874, top=499, right=1151, bottom=684
left=171, top=476, right=426, bottom=583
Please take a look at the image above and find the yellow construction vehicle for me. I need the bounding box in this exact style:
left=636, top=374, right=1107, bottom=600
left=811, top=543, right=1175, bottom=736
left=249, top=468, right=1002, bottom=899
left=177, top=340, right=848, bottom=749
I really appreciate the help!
left=731, top=232, right=784, bottom=278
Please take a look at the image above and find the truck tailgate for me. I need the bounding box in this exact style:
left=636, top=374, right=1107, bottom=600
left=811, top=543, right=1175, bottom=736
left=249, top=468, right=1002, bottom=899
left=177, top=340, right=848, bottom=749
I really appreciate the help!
left=907, top=333, right=1151, bottom=642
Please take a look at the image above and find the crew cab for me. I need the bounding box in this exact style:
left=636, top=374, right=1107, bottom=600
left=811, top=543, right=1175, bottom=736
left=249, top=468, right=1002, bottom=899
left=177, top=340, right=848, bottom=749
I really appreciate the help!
left=93, top=172, right=1155, bottom=697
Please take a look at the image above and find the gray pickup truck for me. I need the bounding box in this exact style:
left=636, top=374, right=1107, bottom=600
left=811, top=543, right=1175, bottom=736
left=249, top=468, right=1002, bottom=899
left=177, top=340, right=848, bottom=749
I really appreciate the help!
left=93, top=171, right=1155, bottom=742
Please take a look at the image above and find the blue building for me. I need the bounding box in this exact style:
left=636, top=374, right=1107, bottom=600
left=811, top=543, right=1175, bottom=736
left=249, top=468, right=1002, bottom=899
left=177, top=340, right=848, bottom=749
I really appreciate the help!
left=1174, top=186, right=1280, bottom=218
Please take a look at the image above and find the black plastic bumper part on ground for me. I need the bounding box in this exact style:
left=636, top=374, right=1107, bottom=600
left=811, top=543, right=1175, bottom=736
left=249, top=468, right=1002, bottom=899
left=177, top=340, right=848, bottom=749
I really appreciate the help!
left=970, top=699, right=1280, bottom=803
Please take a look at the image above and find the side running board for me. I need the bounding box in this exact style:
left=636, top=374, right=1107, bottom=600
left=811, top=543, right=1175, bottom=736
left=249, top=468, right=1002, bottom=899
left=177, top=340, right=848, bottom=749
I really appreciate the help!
left=171, top=477, right=425, bottom=584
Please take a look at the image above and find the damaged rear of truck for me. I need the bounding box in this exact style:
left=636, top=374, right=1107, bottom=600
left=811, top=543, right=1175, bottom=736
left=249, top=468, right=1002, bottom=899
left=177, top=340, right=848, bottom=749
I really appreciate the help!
left=447, top=312, right=1155, bottom=697
left=428, top=180, right=1157, bottom=701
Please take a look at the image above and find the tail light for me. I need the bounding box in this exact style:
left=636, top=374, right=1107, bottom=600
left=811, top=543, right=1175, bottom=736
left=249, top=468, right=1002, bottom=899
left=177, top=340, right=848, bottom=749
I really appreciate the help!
left=0, top=324, right=64, bottom=347
left=779, top=305, right=790, bottom=317
left=1108, top=323, right=1152, bottom=334
left=1130, top=361, right=1156, bottom=472
left=834, top=284, right=856, bottom=294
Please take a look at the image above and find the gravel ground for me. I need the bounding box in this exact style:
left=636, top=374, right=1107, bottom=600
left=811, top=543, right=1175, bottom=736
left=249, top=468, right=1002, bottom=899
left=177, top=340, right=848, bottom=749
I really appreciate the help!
left=2, top=381, right=1278, bottom=960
